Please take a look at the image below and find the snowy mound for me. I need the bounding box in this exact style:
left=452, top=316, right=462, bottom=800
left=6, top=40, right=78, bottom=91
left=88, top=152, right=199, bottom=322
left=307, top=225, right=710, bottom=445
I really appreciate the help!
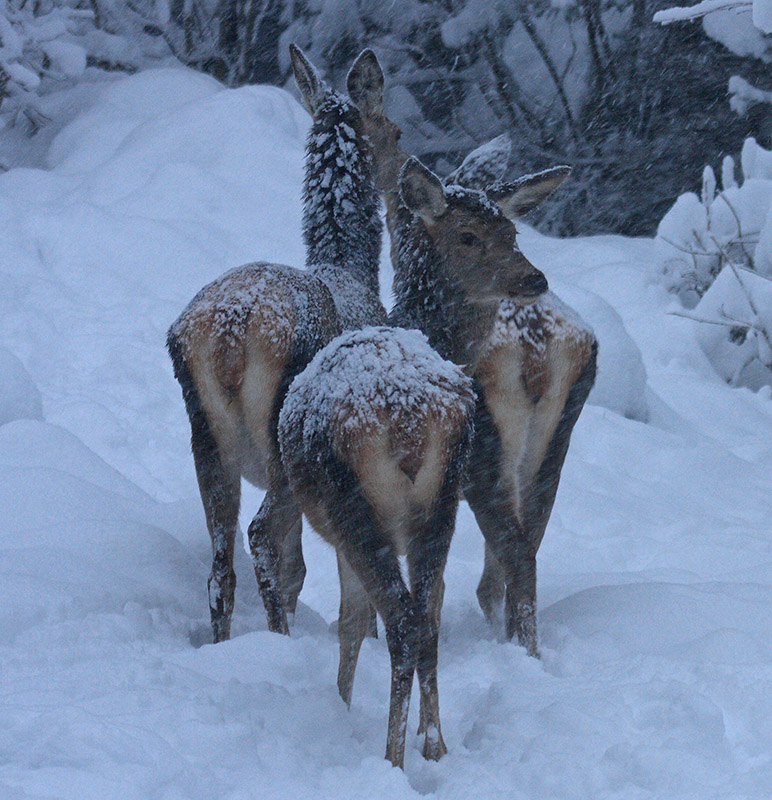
left=554, top=283, right=650, bottom=422
left=279, top=325, right=475, bottom=452
left=0, top=68, right=310, bottom=498
left=0, top=420, right=202, bottom=638
left=0, top=346, right=43, bottom=426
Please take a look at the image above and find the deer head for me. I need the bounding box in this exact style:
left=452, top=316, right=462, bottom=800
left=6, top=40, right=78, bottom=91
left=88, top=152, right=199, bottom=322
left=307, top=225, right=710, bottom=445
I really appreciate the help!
left=399, top=157, right=549, bottom=302
left=346, top=49, right=407, bottom=194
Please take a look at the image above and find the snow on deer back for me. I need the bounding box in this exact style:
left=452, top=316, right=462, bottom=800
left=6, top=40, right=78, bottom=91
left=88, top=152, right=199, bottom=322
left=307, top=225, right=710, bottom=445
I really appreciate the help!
left=279, top=327, right=475, bottom=525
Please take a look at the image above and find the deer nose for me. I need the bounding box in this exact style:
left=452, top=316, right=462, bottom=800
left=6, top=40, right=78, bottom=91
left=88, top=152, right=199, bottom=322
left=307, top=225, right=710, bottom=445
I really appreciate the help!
left=514, top=269, right=548, bottom=298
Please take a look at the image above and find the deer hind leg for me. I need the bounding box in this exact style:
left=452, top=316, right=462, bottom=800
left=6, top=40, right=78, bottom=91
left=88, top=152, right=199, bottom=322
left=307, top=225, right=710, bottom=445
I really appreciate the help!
left=196, top=447, right=241, bottom=644
left=409, top=473, right=461, bottom=761
left=247, top=474, right=300, bottom=635
left=367, top=604, right=378, bottom=638
left=465, top=399, right=539, bottom=656
left=523, top=342, right=598, bottom=551
left=170, top=337, right=240, bottom=644
left=415, top=574, right=447, bottom=761
left=336, top=551, right=373, bottom=707
left=476, top=541, right=506, bottom=627
left=468, top=485, right=538, bottom=656
left=326, top=476, right=417, bottom=770
left=341, top=540, right=415, bottom=770
left=280, top=514, right=306, bottom=616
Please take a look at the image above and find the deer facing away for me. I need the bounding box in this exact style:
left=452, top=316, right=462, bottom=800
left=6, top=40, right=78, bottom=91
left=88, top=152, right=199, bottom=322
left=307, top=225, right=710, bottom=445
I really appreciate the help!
left=347, top=50, right=597, bottom=657
left=278, top=155, right=550, bottom=768
left=166, top=45, right=386, bottom=643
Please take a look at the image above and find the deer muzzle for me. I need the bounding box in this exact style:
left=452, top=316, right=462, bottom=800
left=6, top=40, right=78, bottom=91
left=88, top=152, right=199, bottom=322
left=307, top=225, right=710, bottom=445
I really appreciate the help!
left=514, top=269, right=548, bottom=299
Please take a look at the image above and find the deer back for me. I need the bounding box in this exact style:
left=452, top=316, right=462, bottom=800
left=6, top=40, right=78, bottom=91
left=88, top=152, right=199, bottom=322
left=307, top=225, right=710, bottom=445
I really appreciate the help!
left=475, top=293, right=595, bottom=516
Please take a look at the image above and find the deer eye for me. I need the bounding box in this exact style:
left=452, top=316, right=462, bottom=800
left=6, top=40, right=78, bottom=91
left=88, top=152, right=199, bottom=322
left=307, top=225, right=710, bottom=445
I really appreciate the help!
left=460, top=232, right=480, bottom=247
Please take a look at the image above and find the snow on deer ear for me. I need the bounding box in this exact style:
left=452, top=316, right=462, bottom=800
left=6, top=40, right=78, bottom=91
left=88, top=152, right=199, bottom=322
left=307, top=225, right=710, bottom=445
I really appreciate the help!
left=445, top=134, right=512, bottom=190
left=399, top=157, right=448, bottom=224
left=346, top=49, right=384, bottom=114
left=290, top=43, right=325, bottom=116
left=487, top=165, right=572, bottom=219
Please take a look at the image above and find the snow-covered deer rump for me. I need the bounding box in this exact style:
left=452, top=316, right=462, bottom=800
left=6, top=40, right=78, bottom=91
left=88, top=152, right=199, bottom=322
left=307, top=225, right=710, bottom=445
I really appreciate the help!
left=278, top=156, right=549, bottom=769
left=166, top=45, right=385, bottom=644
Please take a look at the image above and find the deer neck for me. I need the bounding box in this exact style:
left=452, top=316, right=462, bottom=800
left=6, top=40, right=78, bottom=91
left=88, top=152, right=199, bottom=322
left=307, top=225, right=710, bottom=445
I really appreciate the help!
left=303, top=109, right=382, bottom=296
left=382, top=188, right=403, bottom=270
left=388, top=204, right=498, bottom=373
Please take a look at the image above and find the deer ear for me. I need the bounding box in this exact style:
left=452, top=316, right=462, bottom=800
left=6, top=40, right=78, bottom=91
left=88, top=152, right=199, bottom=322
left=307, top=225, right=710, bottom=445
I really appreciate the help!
left=347, top=49, right=384, bottom=114
left=445, top=134, right=512, bottom=190
left=290, top=43, right=326, bottom=116
left=487, top=165, right=571, bottom=218
left=399, top=157, right=448, bottom=223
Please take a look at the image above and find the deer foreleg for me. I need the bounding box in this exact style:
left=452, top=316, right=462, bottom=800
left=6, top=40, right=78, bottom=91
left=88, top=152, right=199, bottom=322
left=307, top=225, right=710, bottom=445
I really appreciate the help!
left=336, top=550, right=373, bottom=707
left=280, top=514, right=306, bottom=616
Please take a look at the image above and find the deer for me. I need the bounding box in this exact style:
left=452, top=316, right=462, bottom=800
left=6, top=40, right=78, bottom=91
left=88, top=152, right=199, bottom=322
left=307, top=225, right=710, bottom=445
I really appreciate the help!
left=346, top=50, right=598, bottom=657
left=166, top=45, right=387, bottom=643
left=277, top=155, right=551, bottom=768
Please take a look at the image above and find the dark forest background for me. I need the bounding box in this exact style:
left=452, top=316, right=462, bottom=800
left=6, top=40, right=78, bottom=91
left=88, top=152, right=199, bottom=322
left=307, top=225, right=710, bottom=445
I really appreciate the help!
left=2, top=0, right=771, bottom=236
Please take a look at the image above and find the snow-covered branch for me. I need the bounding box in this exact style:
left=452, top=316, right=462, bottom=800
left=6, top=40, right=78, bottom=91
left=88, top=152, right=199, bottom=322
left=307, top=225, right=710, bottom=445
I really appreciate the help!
left=653, top=0, right=750, bottom=25
left=654, top=0, right=772, bottom=33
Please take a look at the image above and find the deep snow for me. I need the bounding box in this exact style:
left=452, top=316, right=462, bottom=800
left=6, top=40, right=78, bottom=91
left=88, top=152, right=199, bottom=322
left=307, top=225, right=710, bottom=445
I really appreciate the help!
left=1, top=68, right=772, bottom=799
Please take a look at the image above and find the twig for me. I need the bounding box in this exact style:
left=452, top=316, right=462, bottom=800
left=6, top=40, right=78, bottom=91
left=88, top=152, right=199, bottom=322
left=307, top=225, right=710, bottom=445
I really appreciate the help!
left=668, top=310, right=746, bottom=328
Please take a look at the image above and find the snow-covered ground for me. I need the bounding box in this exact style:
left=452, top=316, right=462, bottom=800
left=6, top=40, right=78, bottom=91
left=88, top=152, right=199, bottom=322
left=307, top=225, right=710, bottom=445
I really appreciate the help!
left=2, top=68, right=772, bottom=799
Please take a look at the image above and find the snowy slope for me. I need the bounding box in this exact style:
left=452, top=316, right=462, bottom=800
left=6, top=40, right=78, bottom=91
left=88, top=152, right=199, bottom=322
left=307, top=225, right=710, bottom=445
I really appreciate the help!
left=2, top=68, right=772, bottom=799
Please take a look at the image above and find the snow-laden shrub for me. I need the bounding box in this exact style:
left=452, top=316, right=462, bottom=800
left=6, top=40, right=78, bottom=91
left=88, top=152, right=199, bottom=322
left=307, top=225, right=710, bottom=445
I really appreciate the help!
left=0, top=1, right=166, bottom=137
left=693, top=265, right=772, bottom=388
left=1, top=1, right=91, bottom=130
left=656, top=138, right=772, bottom=306
left=656, top=137, right=772, bottom=389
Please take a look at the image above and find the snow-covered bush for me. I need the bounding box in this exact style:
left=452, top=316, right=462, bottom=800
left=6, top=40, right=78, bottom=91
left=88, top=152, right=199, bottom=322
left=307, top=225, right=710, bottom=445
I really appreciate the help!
left=654, top=0, right=772, bottom=390
left=0, top=1, right=166, bottom=137
left=1, top=1, right=88, bottom=130
left=692, top=265, right=772, bottom=388
left=656, top=139, right=772, bottom=388
left=656, top=138, right=772, bottom=305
